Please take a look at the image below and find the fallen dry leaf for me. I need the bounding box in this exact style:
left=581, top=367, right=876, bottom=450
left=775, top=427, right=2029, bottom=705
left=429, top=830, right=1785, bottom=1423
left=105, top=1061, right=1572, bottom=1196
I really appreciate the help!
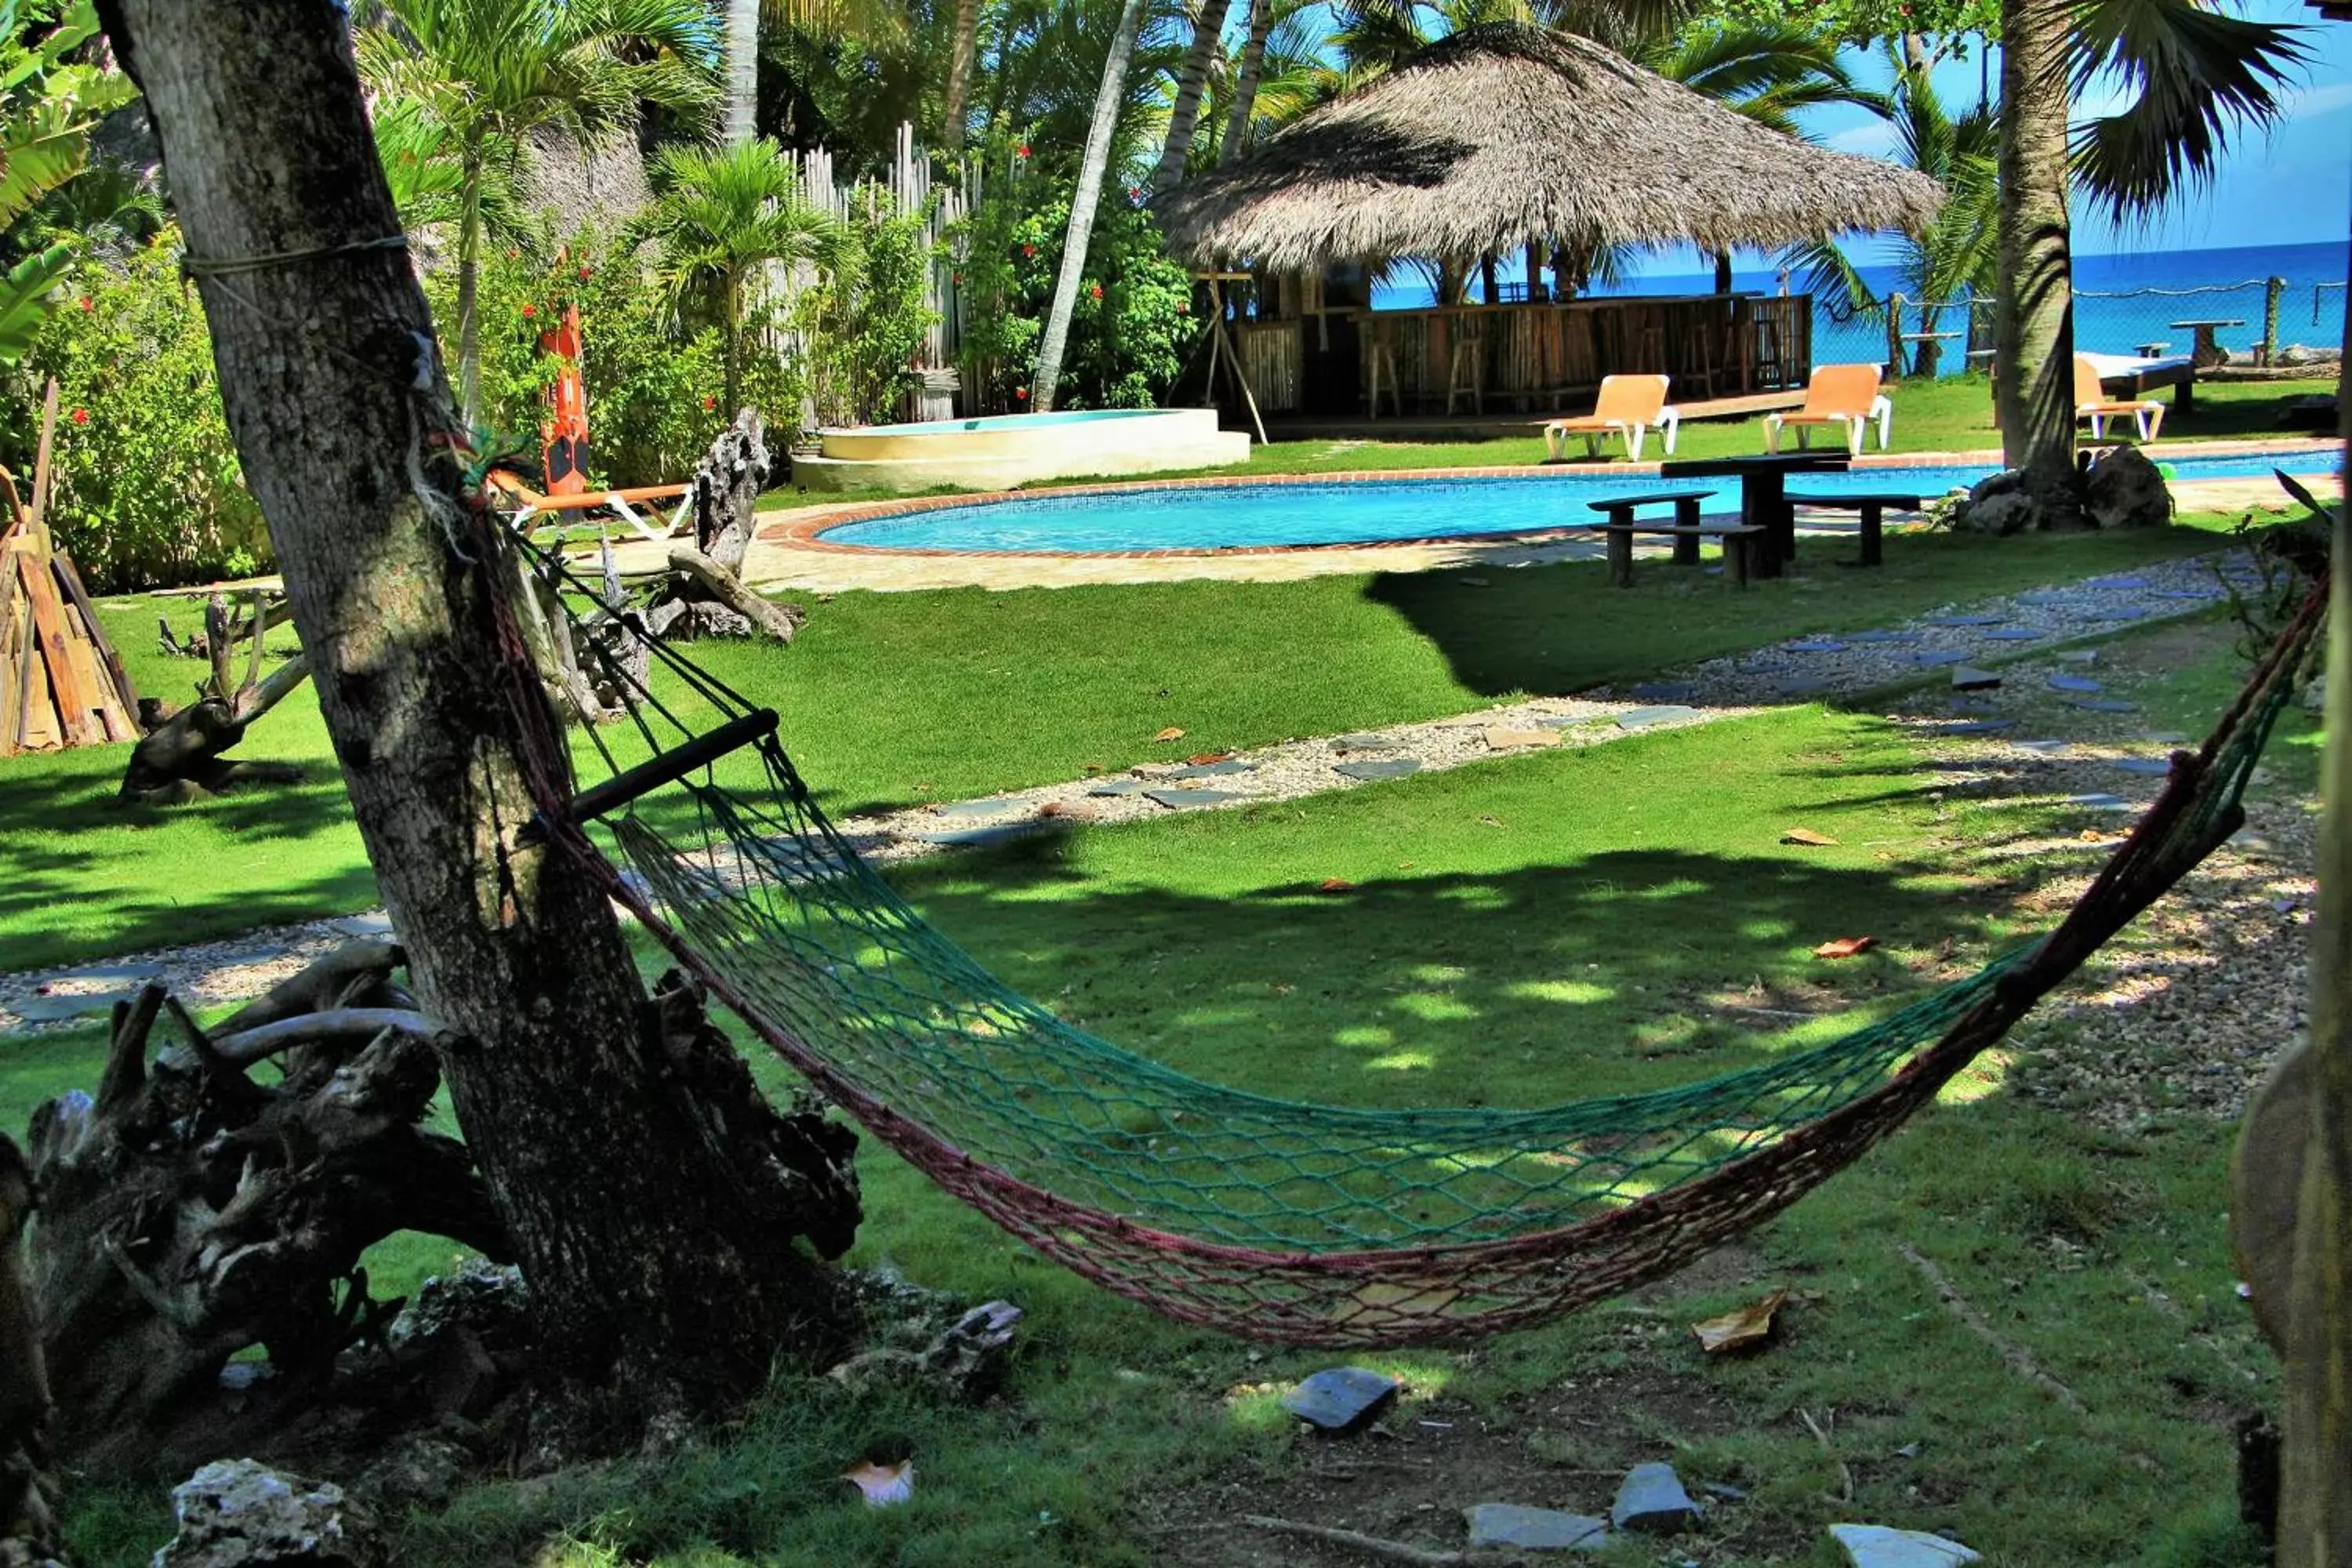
left=1693, top=1287, right=1788, bottom=1354
left=1037, top=800, right=1094, bottom=820
left=1188, top=751, right=1236, bottom=765
left=1082, top=763, right=1104, bottom=775
left=1479, top=815, right=1505, bottom=827
left=842, top=1459, right=913, bottom=1507
left=1813, top=935, right=1878, bottom=960
left=1781, top=827, right=1838, bottom=847
left=1319, top=877, right=1355, bottom=891
left=1152, top=726, right=1187, bottom=742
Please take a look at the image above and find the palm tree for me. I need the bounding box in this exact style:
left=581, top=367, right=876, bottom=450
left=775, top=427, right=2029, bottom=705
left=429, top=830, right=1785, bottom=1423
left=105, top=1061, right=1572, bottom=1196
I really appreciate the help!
left=629, top=136, right=846, bottom=412
left=358, top=0, right=720, bottom=424
left=1783, top=48, right=1994, bottom=374
left=1152, top=0, right=1236, bottom=189
left=1031, top=0, right=1151, bottom=411
left=1214, top=0, right=1324, bottom=161
left=1994, top=0, right=2304, bottom=517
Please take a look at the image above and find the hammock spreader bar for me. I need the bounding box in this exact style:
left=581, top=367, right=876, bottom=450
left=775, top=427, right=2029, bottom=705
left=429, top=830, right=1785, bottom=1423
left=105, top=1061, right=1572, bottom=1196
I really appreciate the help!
left=518, top=706, right=778, bottom=847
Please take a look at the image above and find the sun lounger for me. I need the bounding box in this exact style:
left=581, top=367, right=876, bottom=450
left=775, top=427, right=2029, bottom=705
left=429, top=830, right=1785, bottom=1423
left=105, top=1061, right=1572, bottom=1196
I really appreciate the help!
left=488, top=469, right=694, bottom=544
left=1541, top=374, right=1680, bottom=462
left=1762, top=363, right=1893, bottom=457
left=2077, top=350, right=2197, bottom=406
left=2074, top=354, right=2165, bottom=442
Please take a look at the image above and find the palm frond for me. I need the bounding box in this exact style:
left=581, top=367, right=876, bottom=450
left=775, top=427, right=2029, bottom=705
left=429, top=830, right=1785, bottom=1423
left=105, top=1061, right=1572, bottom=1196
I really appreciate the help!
left=0, top=241, right=74, bottom=364
left=2069, top=0, right=2310, bottom=221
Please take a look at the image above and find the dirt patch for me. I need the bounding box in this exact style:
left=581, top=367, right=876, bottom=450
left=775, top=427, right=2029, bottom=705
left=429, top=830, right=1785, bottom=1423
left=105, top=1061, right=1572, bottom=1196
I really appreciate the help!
left=1140, top=1250, right=1799, bottom=1566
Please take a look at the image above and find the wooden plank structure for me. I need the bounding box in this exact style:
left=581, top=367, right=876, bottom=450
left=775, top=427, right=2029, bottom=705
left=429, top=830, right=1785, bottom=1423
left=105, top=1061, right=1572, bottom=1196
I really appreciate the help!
left=2, top=503, right=138, bottom=757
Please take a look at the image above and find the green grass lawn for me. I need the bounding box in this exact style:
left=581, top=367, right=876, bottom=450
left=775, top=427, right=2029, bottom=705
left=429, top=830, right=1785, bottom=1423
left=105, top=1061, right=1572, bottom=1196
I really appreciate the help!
left=31, top=612, right=2303, bottom=1566
left=0, top=515, right=2265, bottom=974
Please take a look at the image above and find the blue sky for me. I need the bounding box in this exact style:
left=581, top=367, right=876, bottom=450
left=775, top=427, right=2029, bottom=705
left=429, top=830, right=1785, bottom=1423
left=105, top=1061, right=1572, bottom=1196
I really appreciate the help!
left=1628, top=0, right=2352, bottom=278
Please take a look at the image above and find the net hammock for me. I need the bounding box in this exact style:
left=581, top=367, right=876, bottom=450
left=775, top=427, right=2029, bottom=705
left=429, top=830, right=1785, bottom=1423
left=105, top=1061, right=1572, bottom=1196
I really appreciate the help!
left=500, top=535, right=2323, bottom=1348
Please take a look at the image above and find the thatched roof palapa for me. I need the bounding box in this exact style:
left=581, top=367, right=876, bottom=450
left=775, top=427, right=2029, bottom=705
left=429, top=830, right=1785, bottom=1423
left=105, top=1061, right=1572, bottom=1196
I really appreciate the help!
left=1155, top=24, right=1944, bottom=271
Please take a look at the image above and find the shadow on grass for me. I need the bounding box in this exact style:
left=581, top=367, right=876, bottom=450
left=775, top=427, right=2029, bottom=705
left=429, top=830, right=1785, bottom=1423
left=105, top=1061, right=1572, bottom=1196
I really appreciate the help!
left=0, top=749, right=374, bottom=975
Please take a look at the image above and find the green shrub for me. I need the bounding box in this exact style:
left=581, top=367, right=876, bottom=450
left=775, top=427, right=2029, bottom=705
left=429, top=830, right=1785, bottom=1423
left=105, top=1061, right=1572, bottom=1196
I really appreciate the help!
left=7, top=229, right=268, bottom=592
left=798, top=192, right=939, bottom=428
left=432, top=229, right=801, bottom=485
left=951, top=151, right=1192, bottom=413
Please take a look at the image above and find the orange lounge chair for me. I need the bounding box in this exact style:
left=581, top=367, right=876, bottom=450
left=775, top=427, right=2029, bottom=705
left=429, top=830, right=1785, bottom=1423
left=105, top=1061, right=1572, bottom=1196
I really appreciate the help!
left=2074, top=354, right=2166, bottom=441
left=1763, top=363, right=1893, bottom=457
left=487, top=469, right=693, bottom=543
left=1542, top=374, right=1680, bottom=462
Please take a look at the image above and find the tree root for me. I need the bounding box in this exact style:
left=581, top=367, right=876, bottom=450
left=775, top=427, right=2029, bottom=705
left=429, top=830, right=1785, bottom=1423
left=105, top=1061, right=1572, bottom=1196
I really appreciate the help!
left=1899, top=1242, right=2087, bottom=1414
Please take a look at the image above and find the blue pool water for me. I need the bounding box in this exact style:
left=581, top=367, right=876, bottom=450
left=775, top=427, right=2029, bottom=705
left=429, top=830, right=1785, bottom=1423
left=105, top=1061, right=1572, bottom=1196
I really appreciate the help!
left=819, top=445, right=2343, bottom=554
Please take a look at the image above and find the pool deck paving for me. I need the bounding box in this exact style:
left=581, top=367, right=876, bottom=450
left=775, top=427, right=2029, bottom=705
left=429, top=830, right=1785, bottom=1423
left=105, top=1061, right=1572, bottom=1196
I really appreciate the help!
left=724, top=438, right=2339, bottom=594
left=3, top=540, right=2299, bottom=1033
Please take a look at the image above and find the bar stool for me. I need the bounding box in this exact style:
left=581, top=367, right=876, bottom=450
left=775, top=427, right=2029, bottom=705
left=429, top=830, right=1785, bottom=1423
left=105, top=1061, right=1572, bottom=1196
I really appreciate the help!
left=1446, top=336, right=1485, bottom=416
left=1752, top=318, right=1786, bottom=388
left=1366, top=343, right=1402, bottom=419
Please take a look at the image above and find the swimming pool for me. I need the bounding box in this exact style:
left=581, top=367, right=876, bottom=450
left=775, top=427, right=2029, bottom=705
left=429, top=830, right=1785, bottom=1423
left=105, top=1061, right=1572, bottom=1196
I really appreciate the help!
left=796, top=407, right=1252, bottom=493
left=815, top=444, right=2343, bottom=554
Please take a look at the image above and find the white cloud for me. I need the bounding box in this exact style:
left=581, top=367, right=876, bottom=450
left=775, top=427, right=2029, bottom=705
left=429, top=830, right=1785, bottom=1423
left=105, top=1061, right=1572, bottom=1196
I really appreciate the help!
left=2283, top=82, right=2352, bottom=118
left=1826, top=122, right=1900, bottom=158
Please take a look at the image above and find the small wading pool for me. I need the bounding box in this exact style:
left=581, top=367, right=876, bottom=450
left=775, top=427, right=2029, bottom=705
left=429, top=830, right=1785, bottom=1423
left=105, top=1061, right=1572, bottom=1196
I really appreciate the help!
left=817, top=445, right=2344, bottom=554
left=794, top=406, right=1251, bottom=492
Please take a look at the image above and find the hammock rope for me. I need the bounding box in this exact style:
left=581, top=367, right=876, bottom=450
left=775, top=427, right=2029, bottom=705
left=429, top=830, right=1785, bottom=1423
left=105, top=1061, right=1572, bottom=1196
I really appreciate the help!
left=489, top=528, right=2323, bottom=1346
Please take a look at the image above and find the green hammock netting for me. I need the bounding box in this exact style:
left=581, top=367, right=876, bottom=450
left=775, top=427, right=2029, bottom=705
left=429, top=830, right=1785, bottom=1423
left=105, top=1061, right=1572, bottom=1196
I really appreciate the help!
left=524, top=545, right=2321, bottom=1347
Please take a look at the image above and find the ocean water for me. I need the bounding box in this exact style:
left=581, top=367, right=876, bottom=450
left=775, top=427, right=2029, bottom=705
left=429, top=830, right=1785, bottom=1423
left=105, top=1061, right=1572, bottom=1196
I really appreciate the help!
left=822, top=442, right=2340, bottom=554
left=1369, top=240, right=2350, bottom=373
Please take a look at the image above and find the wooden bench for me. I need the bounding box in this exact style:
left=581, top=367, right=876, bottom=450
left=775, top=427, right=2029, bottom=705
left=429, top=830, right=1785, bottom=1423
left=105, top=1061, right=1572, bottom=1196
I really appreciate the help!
left=1783, top=491, right=1919, bottom=568
left=1579, top=491, right=1766, bottom=587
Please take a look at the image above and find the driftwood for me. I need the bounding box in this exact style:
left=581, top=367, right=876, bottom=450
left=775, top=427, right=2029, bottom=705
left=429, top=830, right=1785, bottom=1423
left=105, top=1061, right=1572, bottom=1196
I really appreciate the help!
left=635, top=412, right=804, bottom=647
left=20, top=944, right=509, bottom=1475
left=118, top=648, right=311, bottom=804
left=0, top=1135, right=63, bottom=1568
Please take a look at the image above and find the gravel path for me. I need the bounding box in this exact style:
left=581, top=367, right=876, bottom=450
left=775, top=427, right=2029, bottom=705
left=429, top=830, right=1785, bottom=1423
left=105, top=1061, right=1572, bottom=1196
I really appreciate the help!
left=0, top=545, right=2303, bottom=1064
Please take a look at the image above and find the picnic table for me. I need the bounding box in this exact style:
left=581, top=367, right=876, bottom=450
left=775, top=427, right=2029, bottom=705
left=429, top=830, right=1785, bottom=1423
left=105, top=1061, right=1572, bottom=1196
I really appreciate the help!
left=1900, top=329, right=1962, bottom=377
left=2168, top=318, right=2245, bottom=369
left=1657, top=451, right=1849, bottom=576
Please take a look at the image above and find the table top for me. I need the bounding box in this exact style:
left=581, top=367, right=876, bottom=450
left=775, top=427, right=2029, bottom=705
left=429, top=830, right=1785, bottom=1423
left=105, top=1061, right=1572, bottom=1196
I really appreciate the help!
left=2169, top=318, right=2245, bottom=328
left=1660, top=452, right=1851, bottom=477
left=1901, top=331, right=1962, bottom=341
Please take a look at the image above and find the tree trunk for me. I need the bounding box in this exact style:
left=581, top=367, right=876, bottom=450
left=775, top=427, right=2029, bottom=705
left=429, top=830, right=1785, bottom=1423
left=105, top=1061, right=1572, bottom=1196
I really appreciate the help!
left=100, top=0, right=861, bottom=1431
left=726, top=0, right=760, bottom=147
left=1713, top=249, right=1733, bottom=296
left=1153, top=0, right=1234, bottom=191
left=2279, top=284, right=2352, bottom=1568
left=1031, top=0, right=1148, bottom=412
left=1994, top=0, right=2084, bottom=522
left=0, top=1135, right=62, bottom=1567
left=1218, top=0, right=1271, bottom=164
left=942, top=0, right=978, bottom=152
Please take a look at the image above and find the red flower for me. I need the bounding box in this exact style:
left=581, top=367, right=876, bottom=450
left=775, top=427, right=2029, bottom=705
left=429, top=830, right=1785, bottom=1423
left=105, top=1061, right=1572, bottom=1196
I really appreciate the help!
left=506, top=249, right=520, bottom=260
left=70, top=408, right=87, bottom=425
left=76, top=296, right=91, bottom=313
left=1022, top=244, right=1036, bottom=258
left=521, top=303, right=538, bottom=319
left=1015, top=386, right=1029, bottom=400
left=952, top=272, right=963, bottom=283
left=1127, top=187, right=1140, bottom=200
left=579, top=265, right=593, bottom=281
left=1088, top=283, right=1103, bottom=299
left=1017, top=143, right=1031, bottom=158
left=702, top=396, right=717, bottom=410
left=1175, top=302, right=1189, bottom=315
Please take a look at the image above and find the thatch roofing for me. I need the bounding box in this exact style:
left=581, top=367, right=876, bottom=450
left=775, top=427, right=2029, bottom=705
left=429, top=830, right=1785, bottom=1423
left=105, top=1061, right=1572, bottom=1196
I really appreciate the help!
left=1155, top=24, right=1944, bottom=270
